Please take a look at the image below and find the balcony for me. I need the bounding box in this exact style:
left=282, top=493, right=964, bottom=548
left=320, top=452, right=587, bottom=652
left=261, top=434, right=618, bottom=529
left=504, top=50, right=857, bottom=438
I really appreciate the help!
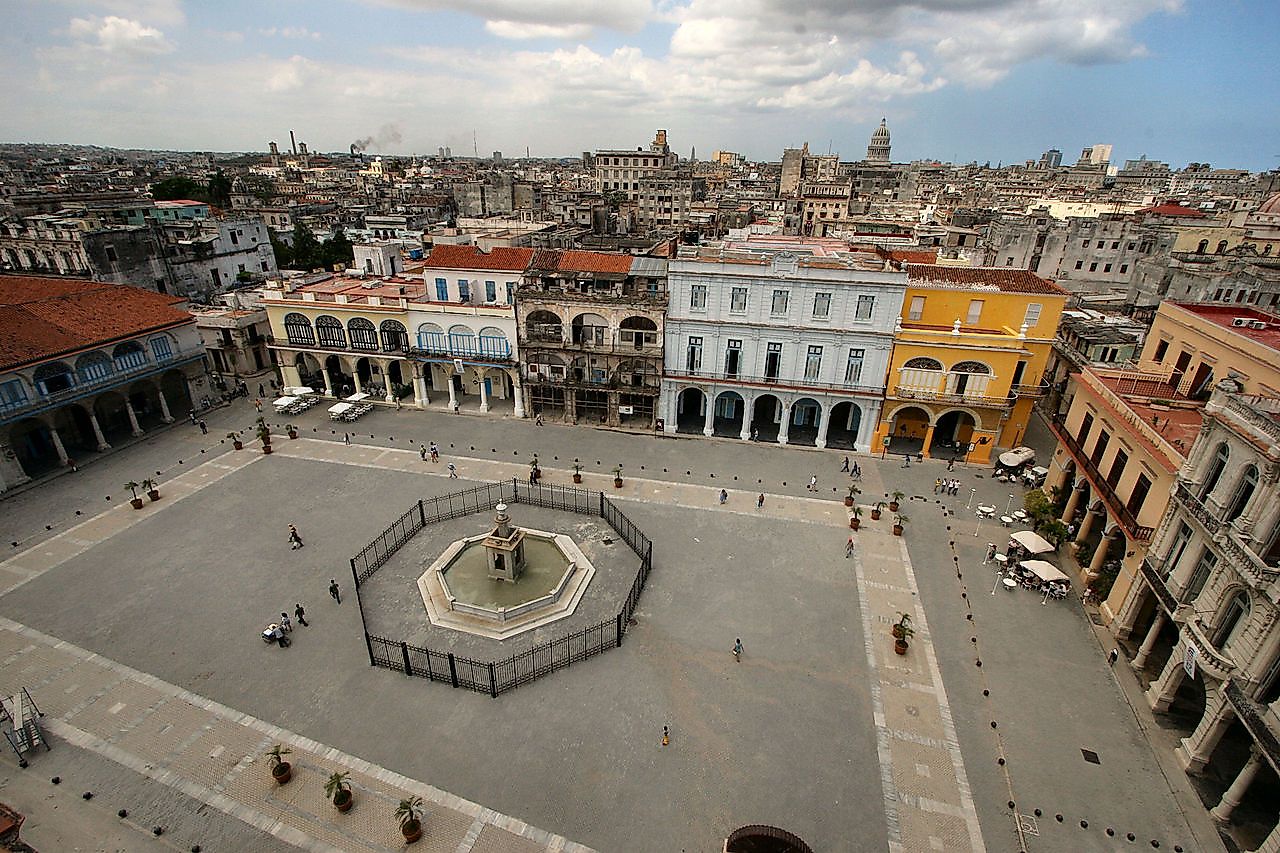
left=269, top=337, right=419, bottom=358
left=0, top=348, right=201, bottom=423
left=1048, top=414, right=1155, bottom=541
left=524, top=372, right=660, bottom=393
left=1223, top=680, right=1280, bottom=773
left=1010, top=383, right=1047, bottom=398
left=670, top=367, right=884, bottom=397
left=1172, top=481, right=1221, bottom=536
left=412, top=334, right=513, bottom=364
left=893, top=385, right=1014, bottom=409
left=1138, top=557, right=1178, bottom=614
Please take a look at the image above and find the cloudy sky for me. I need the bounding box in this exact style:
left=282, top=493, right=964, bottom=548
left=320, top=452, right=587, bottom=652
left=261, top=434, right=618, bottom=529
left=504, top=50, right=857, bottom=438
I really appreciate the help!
left=2, top=0, right=1276, bottom=169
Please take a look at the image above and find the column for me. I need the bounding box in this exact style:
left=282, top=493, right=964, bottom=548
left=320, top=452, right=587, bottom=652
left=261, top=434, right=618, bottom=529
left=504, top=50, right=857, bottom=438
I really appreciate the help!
left=0, top=444, right=32, bottom=491
left=1210, top=748, right=1265, bottom=823
left=157, top=391, right=174, bottom=423
left=777, top=400, right=790, bottom=445
left=321, top=369, right=334, bottom=397
left=1112, top=582, right=1149, bottom=640
left=381, top=361, right=395, bottom=403
left=1088, top=529, right=1117, bottom=577
left=124, top=400, right=143, bottom=437
left=1132, top=611, right=1168, bottom=669
left=446, top=378, right=458, bottom=410
left=702, top=393, right=714, bottom=437
left=512, top=374, right=525, bottom=418
left=48, top=427, right=69, bottom=466
left=816, top=406, right=831, bottom=449
left=478, top=373, right=490, bottom=413
left=1146, top=643, right=1188, bottom=712
left=1075, top=506, right=1101, bottom=546
left=281, top=362, right=302, bottom=389
left=739, top=393, right=753, bottom=440
left=1177, top=692, right=1235, bottom=774
left=921, top=424, right=935, bottom=458
left=412, top=364, right=428, bottom=410
left=88, top=412, right=110, bottom=451
left=1060, top=483, right=1085, bottom=523
left=1251, top=812, right=1280, bottom=853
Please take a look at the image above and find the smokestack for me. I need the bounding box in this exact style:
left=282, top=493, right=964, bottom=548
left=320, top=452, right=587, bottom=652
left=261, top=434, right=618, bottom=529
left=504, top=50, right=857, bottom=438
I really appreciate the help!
left=290, top=130, right=297, bottom=155
left=299, top=142, right=308, bottom=156
left=269, top=142, right=279, bottom=155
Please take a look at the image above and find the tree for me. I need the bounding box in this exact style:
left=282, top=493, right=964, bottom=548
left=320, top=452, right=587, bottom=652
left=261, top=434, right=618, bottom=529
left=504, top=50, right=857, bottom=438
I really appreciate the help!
left=269, top=231, right=292, bottom=268
left=321, top=227, right=353, bottom=270
left=206, top=169, right=232, bottom=209
left=151, top=176, right=206, bottom=202
left=290, top=223, right=323, bottom=271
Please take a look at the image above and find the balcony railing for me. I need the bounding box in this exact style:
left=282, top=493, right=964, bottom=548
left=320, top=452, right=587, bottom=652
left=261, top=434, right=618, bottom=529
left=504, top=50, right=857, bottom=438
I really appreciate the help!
left=0, top=349, right=199, bottom=422
left=893, top=385, right=1014, bottom=408
left=1216, top=529, right=1279, bottom=585
left=523, top=372, right=660, bottom=393
left=412, top=333, right=512, bottom=362
left=1223, top=679, right=1280, bottom=773
left=1010, top=383, right=1047, bottom=398
left=1138, top=557, right=1178, bottom=614
left=1049, top=414, right=1155, bottom=541
left=1172, top=481, right=1221, bottom=536
left=670, top=367, right=884, bottom=397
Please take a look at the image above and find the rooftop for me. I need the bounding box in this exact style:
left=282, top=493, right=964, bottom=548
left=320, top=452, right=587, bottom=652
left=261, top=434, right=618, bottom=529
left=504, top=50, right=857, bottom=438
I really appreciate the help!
left=423, top=245, right=534, bottom=272
left=1168, top=302, right=1280, bottom=351
left=1085, top=368, right=1205, bottom=465
left=528, top=250, right=644, bottom=276
left=905, top=264, right=1066, bottom=295
left=0, top=275, right=193, bottom=371
left=266, top=274, right=427, bottom=304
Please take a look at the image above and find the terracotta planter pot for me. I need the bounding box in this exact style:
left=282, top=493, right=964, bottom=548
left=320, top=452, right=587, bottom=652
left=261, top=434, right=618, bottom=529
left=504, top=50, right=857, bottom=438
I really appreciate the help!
left=232, top=440, right=243, bottom=450
left=334, top=790, right=352, bottom=813
left=572, top=474, right=582, bottom=484
left=893, top=639, right=909, bottom=655
left=272, top=762, right=292, bottom=785
left=146, top=490, right=160, bottom=502
left=843, top=496, right=854, bottom=507
left=870, top=509, right=881, bottom=521
left=262, top=444, right=274, bottom=455
left=288, top=430, right=298, bottom=440
left=613, top=478, right=623, bottom=489
left=850, top=517, right=860, bottom=530
left=893, top=524, right=903, bottom=536
left=891, top=624, right=904, bottom=639
left=889, top=501, right=900, bottom=512
left=401, top=819, right=423, bottom=843
left=130, top=497, right=144, bottom=510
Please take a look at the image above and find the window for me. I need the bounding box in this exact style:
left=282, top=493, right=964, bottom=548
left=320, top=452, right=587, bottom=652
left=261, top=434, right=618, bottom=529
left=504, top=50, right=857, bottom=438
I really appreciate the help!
left=1023, top=303, right=1043, bottom=327
left=1111, top=241, right=1119, bottom=249
left=1078, top=413, right=1093, bottom=447
left=1005, top=257, right=1014, bottom=266
left=506, top=282, right=515, bottom=304
left=1127, top=242, right=1136, bottom=251
left=686, top=336, right=702, bottom=372
left=347, top=318, right=378, bottom=351
left=690, top=284, right=707, bottom=310
left=1212, top=592, right=1250, bottom=648
left=845, top=349, right=864, bottom=384
left=283, top=313, right=314, bottom=346
left=804, top=345, right=822, bottom=380
left=1089, top=262, right=1098, bottom=272
left=1082, top=240, right=1089, bottom=249
left=260, top=260, right=268, bottom=272
left=856, top=295, right=875, bottom=320
left=0, top=378, right=26, bottom=408
left=1153, top=339, right=1169, bottom=362
left=1119, top=264, right=1128, bottom=274
left=1127, top=473, right=1152, bottom=517
left=1225, top=466, right=1259, bottom=522
left=730, top=287, right=748, bottom=313
left=1103, top=263, right=1112, bottom=273
left=1074, top=260, right=1083, bottom=270
left=458, top=279, right=470, bottom=302
left=485, top=281, right=497, bottom=303
left=380, top=320, right=409, bottom=352
left=315, top=315, right=346, bottom=348
left=435, top=278, right=449, bottom=301
left=966, top=299, right=984, bottom=325
left=1200, top=443, right=1229, bottom=499
left=149, top=336, right=173, bottom=361
left=1097, top=240, right=1105, bottom=249
left=105, top=244, right=117, bottom=262
left=725, top=339, right=741, bottom=377
left=1090, top=430, right=1110, bottom=467
left=771, top=289, right=789, bottom=315
left=230, top=231, right=239, bottom=246
left=1183, top=549, right=1216, bottom=601
left=1106, top=448, right=1128, bottom=487
left=764, top=342, right=782, bottom=379
left=1164, top=523, right=1194, bottom=577
left=908, top=296, right=925, bottom=320
left=813, top=292, right=831, bottom=318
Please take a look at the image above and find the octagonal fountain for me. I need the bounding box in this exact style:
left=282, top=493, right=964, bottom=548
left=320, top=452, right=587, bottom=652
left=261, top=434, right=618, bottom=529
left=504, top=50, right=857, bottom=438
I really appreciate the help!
left=418, top=504, right=596, bottom=639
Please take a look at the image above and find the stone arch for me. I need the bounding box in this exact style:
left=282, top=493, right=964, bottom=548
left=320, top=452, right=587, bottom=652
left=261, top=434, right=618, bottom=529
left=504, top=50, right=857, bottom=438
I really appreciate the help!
left=159, top=370, right=192, bottom=415
left=613, top=358, right=657, bottom=388
left=571, top=312, right=609, bottom=347
left=787, top=397, right=823, bottom=446
left=1210, top=588, right=1251, bottom=649
left=713, top=390, right=746, bottom=437
left=448, top=324, right=477, bottom=355
left=284, top=312, right=315, bottom=346
left=293, top=352, right=323, bottom=387
left=827, top=401, right=862, bottom=450
left=750, top=393, right=784, bottom=442
left=325, top=354, right=353, bottom=396
left=947, top=361, right=992, bottom=397
left=416, top=322, right=445, bottom=352
left=315, top=315, right=346, bottom=348
left=477, top=326, right=510, bottom=358
left=379, top=319, right=409, bottom=353
left=1224, top=465, right=1259, bottom=522
left=50, top=403, right=96, bottom=456
left=347, top=317, right=378, bottom=351
left=887, top=404, right=931, bottom=454
left=903, top=356, right=942, bottom=370
left=676, top=387, right=707, bottom=433
left=6, top=417, right=59, bottom=477
left=619, top=315, right=658, bottom=349
left=1200, top=442, right=1230, bottom=499
left=524, top=309, right=562, bottom=343
left=127, top=378, right=165, bottom=430
left=92, top=390, right=132, bottom=443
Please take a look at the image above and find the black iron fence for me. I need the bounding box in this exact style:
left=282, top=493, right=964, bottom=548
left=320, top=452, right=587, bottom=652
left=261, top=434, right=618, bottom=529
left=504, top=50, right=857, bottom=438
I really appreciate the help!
left=351, top=480, right=654, bottom=696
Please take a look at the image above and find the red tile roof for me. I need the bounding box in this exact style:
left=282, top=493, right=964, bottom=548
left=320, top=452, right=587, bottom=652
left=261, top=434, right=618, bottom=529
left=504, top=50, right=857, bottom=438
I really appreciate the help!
left=0, top=275, right=193, bottom=371
left=905, top=265, right=1066, bottom=295
left=529, top=249, right=636, bottom=275
left=424, top=245, right=535, bottom=272
left=1137, top=203, right=1205, bottom=218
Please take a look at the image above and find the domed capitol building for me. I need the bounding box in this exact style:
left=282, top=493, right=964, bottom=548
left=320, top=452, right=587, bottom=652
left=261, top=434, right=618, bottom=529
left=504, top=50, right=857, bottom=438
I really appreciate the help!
left=865, top=117, right=891, bottom=163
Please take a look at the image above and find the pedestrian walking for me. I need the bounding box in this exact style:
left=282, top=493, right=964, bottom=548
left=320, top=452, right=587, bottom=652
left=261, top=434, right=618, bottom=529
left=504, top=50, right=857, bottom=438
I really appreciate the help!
left=535, top=413, right=544, bottom=426
left=419, top=444, right=428, bottom=461
left=254, top=398, right=262, bottom=413
left=934, top=478, right=942, bottom=495
left=529, top=468, right=537, bottom=485
left=429, top=441, right=439, bottom=462
left=840, top=456, right=850, bottom=473
left=947, top=457, right=956, bottom=472
left=756, top=493, right=765, bottom=509
left=719, top=488, right=728, bottom=505
left=985, top=542, right=997, bottom=563
left=280, top=613, right=292, bottom=632
left=199, top=419, right=208, bottom=435
left=294, top=603, right=308, bottom=626
left=853, top=461, right=861, bottom=477
left=188, top=410, right=197, bottom=425
left=845, top=536, right=856, bottom=558
left=1108, top=648, right=1119, bottom=667
left=448, top=462, right=458, bottom=479
left=328, top=580, right=341, bottom=604
left=258, top=383, right=265, bottom=398
left=952, top=480, right=960, bottom=496
left=807, top=474, right=817, bottom=492
left=749, top=427, right=758, bottom=441
left=732, top=638, right=743, bottom=662
left=343, top=432, right=350, bottom=445
left=901, top=454, right=911, bottom=468
left=288, top=524, right=304, bottom=549
left=661, top=725, right=670, bottom=747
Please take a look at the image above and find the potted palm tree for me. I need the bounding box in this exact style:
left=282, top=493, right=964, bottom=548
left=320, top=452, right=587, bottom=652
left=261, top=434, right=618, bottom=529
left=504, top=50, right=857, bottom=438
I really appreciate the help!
left=572, top=460, right=583, bottom=485
left=892, top=614, right=914, bottom=655
left=849, top=505, right=863, bottom=530
left=889, top=490, right=905, bottom=512
left=227, top=432, right=243, bottom=450
left=287, top=424, right=298, bottom=440
left=256, top=417, right=272, bottom=454
left=125, top=481, right=144, bottom=510
left=893, top=514, right=908, bottom=536
left=612, top=465, right=623, bottom=489
left=870, top=500, right=885, bottom=521
left=891, top=612, right=912, bottom=639
left=844, top=484, right=861, bottom=507
left=142, top=477, right=160, bottom=502
left=324, top=770, right=353, bottom=813
left=266, top=745, right=292, bottom=785
left=395, top=795, right=424, bottom=843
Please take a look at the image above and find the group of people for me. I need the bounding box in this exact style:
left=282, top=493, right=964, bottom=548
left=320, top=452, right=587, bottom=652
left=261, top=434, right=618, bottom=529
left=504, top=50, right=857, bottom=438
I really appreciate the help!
left=263, top=603, right=309, bottom=647
left=934, top=478, right=962, bottom=496
left=839, top=456, right=862, bottom=478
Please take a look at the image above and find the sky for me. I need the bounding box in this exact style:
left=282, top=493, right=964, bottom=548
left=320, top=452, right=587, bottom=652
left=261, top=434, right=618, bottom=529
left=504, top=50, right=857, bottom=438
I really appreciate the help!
left=1, top=0, right=1277, bottom=171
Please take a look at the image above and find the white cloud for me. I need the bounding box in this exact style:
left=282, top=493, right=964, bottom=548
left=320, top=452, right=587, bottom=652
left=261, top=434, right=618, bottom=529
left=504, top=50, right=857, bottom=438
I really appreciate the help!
left=67, top=15, right=174, bottom=55
left=365, top=0, right=653, bottom=33
left=259, top=26, right=323, bottom=41
left=49, top=0, right=185, bottom=27
left=484, top=20, right=594, bottom=40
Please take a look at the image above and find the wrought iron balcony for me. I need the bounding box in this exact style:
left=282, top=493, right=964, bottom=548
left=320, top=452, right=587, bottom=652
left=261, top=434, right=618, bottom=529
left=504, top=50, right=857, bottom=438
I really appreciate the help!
left=670, top=368, right=884, bottom=397
left=0, top=348, right=200, bottom=423
left=1172, top=481, right=1221, bottom=536
left=1223, top=679, right=1280, bottom=773
left=893, top=385, right=1014, bottom=408
left=1138, top=557, right=1178, bottom=614
left=1048, top=414, right=1154, bottom=541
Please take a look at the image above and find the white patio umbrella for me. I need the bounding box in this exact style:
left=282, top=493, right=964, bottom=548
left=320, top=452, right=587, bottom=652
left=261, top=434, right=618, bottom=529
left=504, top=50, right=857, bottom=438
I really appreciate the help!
left=345, top=392, right=370, bottom=402
left=1010, top=530, right=1054, bottom=554
left=328, top=402, right=354, bottom=414
left=1019, top=560, right=1069, bottom=584
left=272, top=396, right=297, bottom=408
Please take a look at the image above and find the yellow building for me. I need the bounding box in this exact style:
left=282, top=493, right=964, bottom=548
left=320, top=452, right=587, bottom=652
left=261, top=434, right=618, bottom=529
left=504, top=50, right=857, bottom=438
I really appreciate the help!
left=874, top=266, right=1067, bottom=464
left=1139, top=301, right=1280, bottom=396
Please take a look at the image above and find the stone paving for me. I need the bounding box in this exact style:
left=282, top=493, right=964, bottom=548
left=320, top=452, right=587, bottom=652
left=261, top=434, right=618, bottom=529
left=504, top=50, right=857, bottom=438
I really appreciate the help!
left=0, top=398, right=1225, bottom=852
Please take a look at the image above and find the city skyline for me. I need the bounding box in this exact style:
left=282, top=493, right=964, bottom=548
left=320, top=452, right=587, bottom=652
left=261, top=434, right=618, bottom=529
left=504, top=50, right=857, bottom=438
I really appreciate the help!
left=0, top=0, right=1277, bottom=170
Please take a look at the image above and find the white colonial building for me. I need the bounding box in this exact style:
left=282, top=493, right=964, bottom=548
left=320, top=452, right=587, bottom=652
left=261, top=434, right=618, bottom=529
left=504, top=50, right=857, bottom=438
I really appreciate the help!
left=662, top=240, right=907, bottom=450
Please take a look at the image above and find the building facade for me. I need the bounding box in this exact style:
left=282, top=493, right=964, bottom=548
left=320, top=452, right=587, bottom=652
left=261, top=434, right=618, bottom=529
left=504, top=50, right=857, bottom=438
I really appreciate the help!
left=662, top=245, right=905, bottom=450
left=516, top=250, right=667, bottom=430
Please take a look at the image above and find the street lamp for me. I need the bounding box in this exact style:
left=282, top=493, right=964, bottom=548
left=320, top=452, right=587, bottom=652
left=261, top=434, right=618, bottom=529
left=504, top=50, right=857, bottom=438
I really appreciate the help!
left=1005, top=494, right=1014, bottom=515
left=991, top=570, right=1004, bottom=595
left=967, top=488, right=976, bottom=509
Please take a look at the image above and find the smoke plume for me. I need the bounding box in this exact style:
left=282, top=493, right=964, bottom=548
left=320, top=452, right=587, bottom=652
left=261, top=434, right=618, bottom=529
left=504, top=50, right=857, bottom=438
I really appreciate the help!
left=350, top=123, right=404, bottom=153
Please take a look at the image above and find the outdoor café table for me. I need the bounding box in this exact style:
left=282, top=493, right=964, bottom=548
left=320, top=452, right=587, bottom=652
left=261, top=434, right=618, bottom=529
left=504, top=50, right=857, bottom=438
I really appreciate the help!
left=977, top=505, right=996, bottom=517
left=1000, top=515, right=1014, bottom=527
left=1002, top=577, right=1019, bottom=590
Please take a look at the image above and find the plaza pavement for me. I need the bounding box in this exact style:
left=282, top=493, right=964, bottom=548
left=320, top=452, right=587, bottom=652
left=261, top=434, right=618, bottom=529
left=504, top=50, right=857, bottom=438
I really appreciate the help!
left=0, top=398, right=1226, bottom=852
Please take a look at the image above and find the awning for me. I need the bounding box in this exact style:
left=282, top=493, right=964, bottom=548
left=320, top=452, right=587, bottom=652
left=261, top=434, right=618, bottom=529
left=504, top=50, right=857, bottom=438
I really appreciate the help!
left=1010, top=530, right=1055, bottom=554
left=328, top=402, right=354, bottom=414
left=1019, top=560, right=1069, bottom=583
left=283, top=386, right=314, bottom=396
left=272, top=396, right=298, bottom=407
left=345, top=392, right=370, bottom=402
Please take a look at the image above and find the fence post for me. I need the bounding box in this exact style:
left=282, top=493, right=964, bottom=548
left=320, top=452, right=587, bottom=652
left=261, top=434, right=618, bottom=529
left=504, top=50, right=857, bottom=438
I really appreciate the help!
left=418, top=498, right=425, bottom=526
left=447, top=652, right=459, bottom=689
left=488, top=661, right=497, bottom=698
left=599, top=491, right=605, bottom=517
left=365, top=632, right=375, bottom=666
left=616, top=612, right=624, bottom=647
left=400, top=641, right=412, bottom=676
left=350, top=557, right=360, bottom=588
